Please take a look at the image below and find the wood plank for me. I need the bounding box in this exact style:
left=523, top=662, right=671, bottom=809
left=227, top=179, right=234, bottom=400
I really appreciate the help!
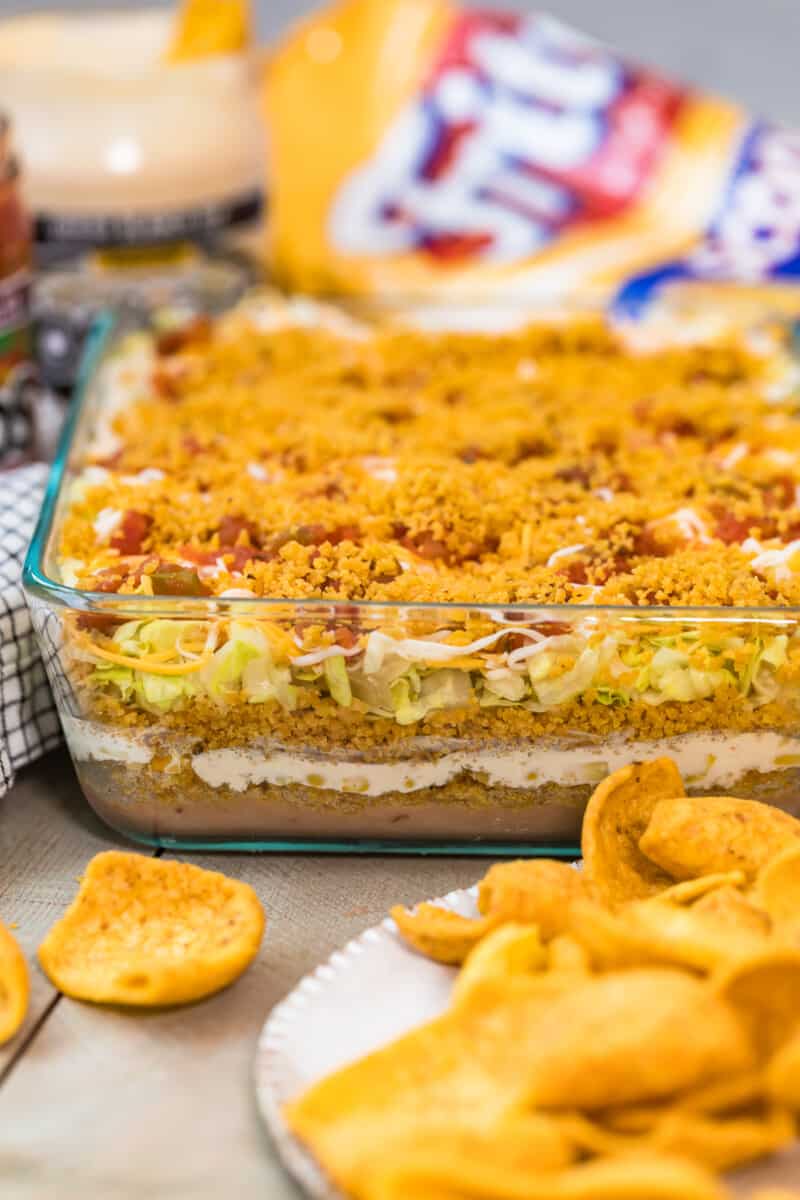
left=3, top=753, right=800, bottom=1197
left=0, top=751, right=135, bottom=1074
left=0, top=752, right=483, bottom=1199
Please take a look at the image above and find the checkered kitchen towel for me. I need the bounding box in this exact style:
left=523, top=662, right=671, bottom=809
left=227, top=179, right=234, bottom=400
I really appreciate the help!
left=0, top=462, right=61, bottom=797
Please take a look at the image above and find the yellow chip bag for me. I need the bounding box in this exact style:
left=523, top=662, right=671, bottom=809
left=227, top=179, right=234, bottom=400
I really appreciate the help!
left=264, top=0, right=800, bottom=328
left=38, top=851, right=265, bottom=1007
left=166, top=0, right=251, bottom=61
left=0, top=919, right=28, bottom=1045
left=639, top=796, right=800, bottom=882
left=581, top=759, right=683, bottom=908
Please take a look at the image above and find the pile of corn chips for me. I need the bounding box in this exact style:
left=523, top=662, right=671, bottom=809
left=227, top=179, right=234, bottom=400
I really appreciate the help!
left=0, top=851, right=264, bottom=1044
left=286, top=758, right=800, bottom=1200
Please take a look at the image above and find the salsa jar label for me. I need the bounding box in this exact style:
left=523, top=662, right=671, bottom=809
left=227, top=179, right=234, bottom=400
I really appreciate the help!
left=0, top=268, right=31, bottom=384
left=0, top=267, right=31, bottom=384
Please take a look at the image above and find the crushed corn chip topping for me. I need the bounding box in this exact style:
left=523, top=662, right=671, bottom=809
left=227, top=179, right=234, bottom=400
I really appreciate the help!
left=59, top=307, right=800, bottom=608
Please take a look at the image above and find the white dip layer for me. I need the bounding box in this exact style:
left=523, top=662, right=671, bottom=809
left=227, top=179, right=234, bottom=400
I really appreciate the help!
left=62, top=719, right=800, bottom=797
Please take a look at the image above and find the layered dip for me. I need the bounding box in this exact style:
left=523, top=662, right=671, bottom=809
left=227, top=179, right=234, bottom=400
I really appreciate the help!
left=36, top=295, right=800, bottom=845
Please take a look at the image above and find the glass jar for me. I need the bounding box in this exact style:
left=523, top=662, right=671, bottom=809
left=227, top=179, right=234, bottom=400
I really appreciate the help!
left=0, top=8, right=261, bottom=392
left=0, top=126, right=33, bottom=385
left=0, top=114, right=35, bottom=466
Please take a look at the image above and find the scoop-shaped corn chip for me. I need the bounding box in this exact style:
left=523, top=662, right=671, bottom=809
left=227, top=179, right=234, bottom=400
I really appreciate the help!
left=0, top=919, right=28, bottom=1045
left=556, top=1104, right=793, bottom=1172
left=452, top=923, right=546, bottom=1007
left=602, top=1070, right=767, bottom=1134
left=625, top=894, right=770, bottom=971
left=754, top=845, right=800, bottom=935
left=567, top=895, right=764, bottom=973
left=365, top=1150, right=727, bottom=1200
left=477, top=860, right=585, bottom=940
left=548, top=935, right=592, bottom=976
left=693, top=886, right=772, bottom=935
left=640, top=796, right=800, bottom=882
left=38, top=851, right=264, bottom=1006
left=715, top=948, right=800, bottom=1058
left=358, top=1115, right=576, bottom=1198
left=676, top=1069, right=767, bottom=1115
left=525, top=968, right=754, bottom=1110
left=581, top=759, right=684, bottom=908
left=766, top=1028, right=800, bottom=1110
left=652, top=1104, right=795, bottom=1172
left=659, top=872, right=747, bottom=906
left=391, top=903, right=494, bottom=964
left=286, top=976, right=575, bottom=1189
left=568, top=899, right=669, bottom=970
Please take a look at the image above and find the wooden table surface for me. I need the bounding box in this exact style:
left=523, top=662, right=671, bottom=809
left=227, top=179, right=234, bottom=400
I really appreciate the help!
left=3, top=750, right=800, bottom=1199
left=0, top=750, right=485, bottom=1200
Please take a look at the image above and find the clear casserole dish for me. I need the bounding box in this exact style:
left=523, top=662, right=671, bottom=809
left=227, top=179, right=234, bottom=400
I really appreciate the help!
left=22, top=292, right=800, bottom=852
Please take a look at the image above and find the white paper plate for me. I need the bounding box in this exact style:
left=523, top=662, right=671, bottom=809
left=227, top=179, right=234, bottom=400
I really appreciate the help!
left=255, top=884, right=476, bottom=1199
left=254, top=883, right=800, bottom=1199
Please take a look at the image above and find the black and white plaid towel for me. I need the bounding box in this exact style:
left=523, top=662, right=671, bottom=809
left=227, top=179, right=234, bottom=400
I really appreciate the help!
left=0, top=462, right=61, bottom=796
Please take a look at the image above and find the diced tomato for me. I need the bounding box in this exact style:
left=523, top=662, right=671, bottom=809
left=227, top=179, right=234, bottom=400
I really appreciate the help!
left=533, top=621, right=572, bottom=637
left=512, top=438, right=551, bottom=463
left=110, top=511, right=153, bottom=555
left=763, top=475, right=796, bottom=510
left=329, top=625, right=359, bottom=649
left=663, top=417, right=698, bottom=437
left=632, top=527, right=671, bottom=557
left=328, top=524, right=361, bottom=545
left=181, top=434, right=206, bottom=456
left=218, top=515, right=260, bottom=547
left=559, top=560, right=589, bottom=584
left=76, top=571, right=123, bottom=629
left=403, top=533, right=450, bottom=562
left=712, top=510, right=753, bottom=545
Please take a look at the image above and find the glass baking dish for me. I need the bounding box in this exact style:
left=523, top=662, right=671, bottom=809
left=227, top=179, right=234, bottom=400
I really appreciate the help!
left=22, top=300, right=800, bottom=853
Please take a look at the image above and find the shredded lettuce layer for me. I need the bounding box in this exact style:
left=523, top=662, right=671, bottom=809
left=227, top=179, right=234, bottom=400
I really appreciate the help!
left=83, top=619, right=794, bottom=721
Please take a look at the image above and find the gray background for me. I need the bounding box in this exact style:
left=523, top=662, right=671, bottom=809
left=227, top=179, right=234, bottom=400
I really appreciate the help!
left=0, top=0, right=797, bottom=122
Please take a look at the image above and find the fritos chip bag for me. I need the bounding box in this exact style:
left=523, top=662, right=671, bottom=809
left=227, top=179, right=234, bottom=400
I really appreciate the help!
left=264, top=0, right=800, bottom=318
